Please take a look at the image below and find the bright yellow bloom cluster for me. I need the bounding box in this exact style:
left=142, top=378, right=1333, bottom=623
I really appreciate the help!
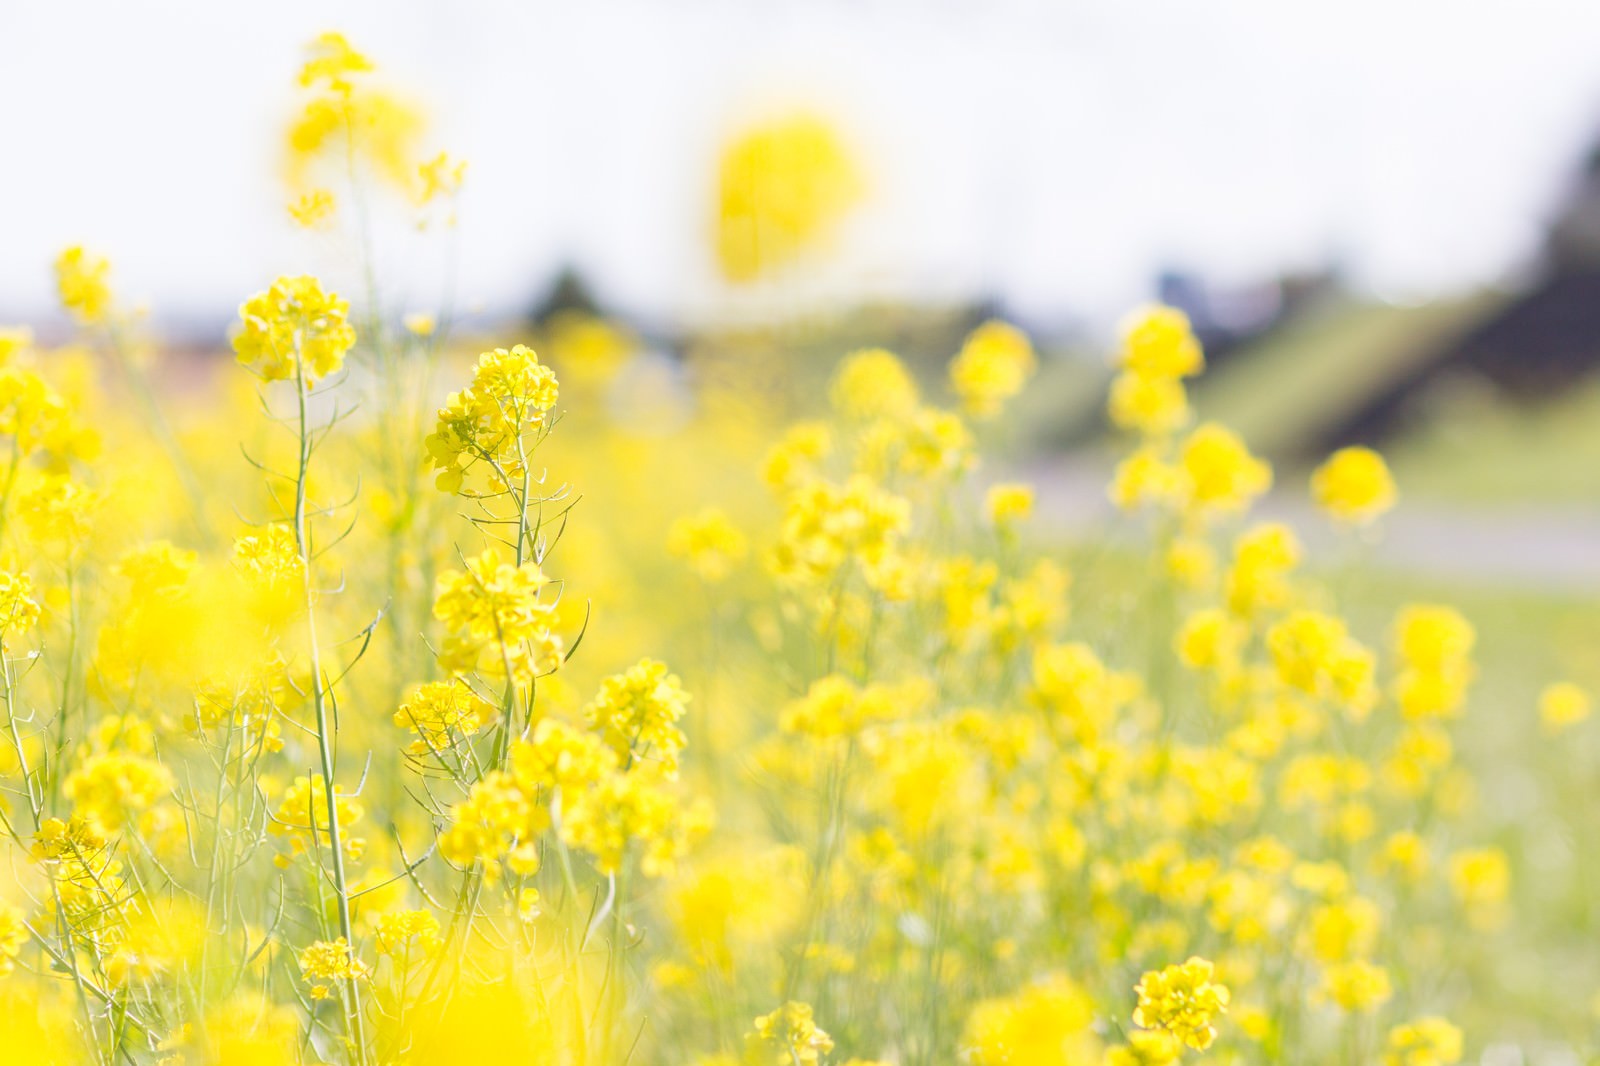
left=269, top=774, right=365, bottom=865
left=561, top=766, right=710, bottom=877
left=54, top=245, right=114, bottom=324
left=1385, top=1016, right=1464, bottom=1066
left=949, top=320, right=1036, bottom=419
left=393, top=678, right=495, bottom=757
left=287, top=32, right=424, bottom=197
left=298, top=936, right=369, bottom=1000
left=1392, top=605, right=1475, bottom=720
left=372, top=909, right=441, bottom=958
left=1267, top=609, right=1377, bottom=717
left=1109, top=305, right=1203, bottom=435
left=1312, top=446, right=1398, bottom=526
left=584, top=658, right=692, bottom=776
left=714, top=113, right=864, bottom=283
left=432, top=547, right=561, bottom=680
left=425, top=345, right=559, bottom=493
left=233, top=275, right=357, bottom=383
left=780, top=674, right=927, bottom=740
left=964, top=975, right=1100, bottom=1065
left=770, top=475, right=910, bottom=587
left=986, top=482, right=1035, bottom=528
left=0, top=28, right=1570, bottom=1062
left=61, top=752, right=173, bottom=830
left=0, top=570, right=42, bottom=634
left=751, top=1001, right=835, bottom=1065
left=437, top=695, right=706, bottom=880
left=830, top=348, right=919, bottom=422
left=1132, top=957, right=1231, bottom=1050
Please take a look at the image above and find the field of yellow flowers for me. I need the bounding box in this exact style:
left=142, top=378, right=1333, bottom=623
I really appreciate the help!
left=2, top=31, right=1598, bottom=1066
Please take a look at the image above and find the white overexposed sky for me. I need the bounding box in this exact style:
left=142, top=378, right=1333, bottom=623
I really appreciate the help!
left=5, top=0, right=1600, bottom=336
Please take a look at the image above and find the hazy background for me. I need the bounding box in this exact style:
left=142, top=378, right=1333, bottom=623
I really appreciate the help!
left=7, top=0, right=1600, bottom=335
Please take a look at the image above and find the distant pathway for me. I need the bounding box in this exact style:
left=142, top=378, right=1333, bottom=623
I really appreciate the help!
left=1021, top=459, right=1600, bottom=592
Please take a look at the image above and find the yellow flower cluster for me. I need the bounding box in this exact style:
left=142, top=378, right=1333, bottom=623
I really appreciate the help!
left=0, top=29, right=1586, bottom=1065
left=233, top=274, right=357, bottom=384
left=714, top=113, right=864, bottom=283
left=1312, top=445, right=1398, bottom=525
left=432, top=547, right=562, bottom=680
left=584, top=657, right=692, bottom=775
left=1133, top=956, right=1231, bottom=1050
left=425, top=345, right=560, bottom=493
left=54, top=246, right=114, bottom=324
left=751, top=1000, right=834, bottom=1065
left=298, top=936, right=369, bottom=1000
left=949, top=320, right=1037, bottom=419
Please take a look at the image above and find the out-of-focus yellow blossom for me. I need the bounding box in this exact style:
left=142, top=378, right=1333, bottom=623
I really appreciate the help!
left=270, top=774, right=365, bottom=865
left=0, top=327, right=32, bottom=364
left=1317, top=959, right=1393, bottom=1012
left=714, top=112, right=864, bottom=283
left=0, top=901, right=27, bottom=976
left=964, top=975, right=1101, bottom=1066
left=54, top=245, right=114, bottom=324
left=829, top=347, right=919, bottom=421
left=298, top=936, right=369, bottom=1000
left=1311, top=446, right=1397, bottom=525
left=1538, top=681, right=1590, bottom=733
left=1375, top=830, right=1431, bottom=884
left=562, top=767, right=710, bottom=877
left=1393, top=605, right=1476, bottom=720
left=297, top=31, right=373, bottom=93
left=1119, top=305, right=1205, bottom=379
left=1104, top=1029, right=1183, bottom=1066
left=287, top=33, right=424, bottom=195
left=763, top=420, right=832, bottom=491
left=1110, top=445, right=1187, bottom=511
left=752, top=1001, right=834, bottom=1065
left=1179, top=423, right=1272, bottom=519
left=1226, top=522, right=1301, bottom=617
left=1177, top=608, right=1246, bottom=674
left=373, top=908, right=441, bottom=958
left=1165, top=534, right=1218, bottom=589
left=1109, top=371, right=1191, bottom=436
left=668, top=507, right=749, bottom=582
left=770, top=474, right=909, bottom=586
left=19, top=474, right=98, bottom=556
left=287, top=187, right=336, bottom=228
left=403, top=311, right=437, bottom=336
left=1448, top=847, right=1510, bottom=928
left=950, top=320, right=1036, bottom=419
left=1268, top=610, right=1377, bottom=716
left=1132, top=957, right=1230, bottom=1051
left=1384, top=1016, right=1464, bottom=1066
left=1302, top=896, right=1381, bottom=963
left=584, top=658, right=691, bottom=776
left=0, top=570, right=42, bottom=634
left=986, top=482, right=1035, bottom=528
left=195, top=996, right=299, bottom=1066
left=62, top=751, right=173, bottom=830
left=233, top=275, right=356, bottom=384
left=417, top=150, right=467, bottom=204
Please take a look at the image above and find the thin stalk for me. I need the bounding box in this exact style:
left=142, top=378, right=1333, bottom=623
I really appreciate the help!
left=292, top=355, right=369, bottom=1066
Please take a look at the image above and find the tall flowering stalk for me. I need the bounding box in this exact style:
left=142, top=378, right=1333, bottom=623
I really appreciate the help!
left=234, top=274, right=369, bottom=1065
